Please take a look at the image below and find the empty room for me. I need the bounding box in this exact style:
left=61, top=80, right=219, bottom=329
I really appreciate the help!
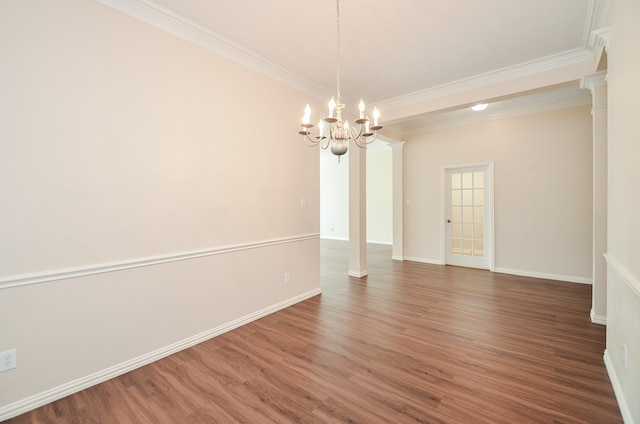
left=1, top=0, right=638, bottom=422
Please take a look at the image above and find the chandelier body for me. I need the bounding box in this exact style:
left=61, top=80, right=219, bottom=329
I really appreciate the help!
left=297, top=0, right=382, bottom=157
left=298, top=99, right=382, bottom=157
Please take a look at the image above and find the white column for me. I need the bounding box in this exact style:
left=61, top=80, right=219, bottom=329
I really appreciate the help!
left=348, top=141, right=367, bottom=278
left=581, top=71, right=608, bottom=325
left=390, top=141, right=406, bottom=260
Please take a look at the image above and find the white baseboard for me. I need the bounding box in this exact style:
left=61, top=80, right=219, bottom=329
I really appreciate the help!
left=590, top=308, right=607, bottom=325
left=366, top=240, right=393, bottom=246
left=319, top=236, right=349, bottom=242
left=348, top=270, right=368, bottom=278
left=604, top=349, right=635, bottom=424
left=403, top=256, right=444, bottom=265
left=493, top=267, right=592, bottom=284
left=0, top=288, right=321, bottom=422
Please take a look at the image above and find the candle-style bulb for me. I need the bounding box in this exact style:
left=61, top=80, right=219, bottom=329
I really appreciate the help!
left=302, top=104, right=311, bottom=125
left=328, top=96, right=336, bottom=118
left=359, top=99, right=365, bottom=119
left=373, top=107, right=380, bottom=126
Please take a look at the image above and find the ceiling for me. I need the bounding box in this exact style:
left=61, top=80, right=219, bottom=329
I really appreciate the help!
left=102, top=0, right=609, bottom=136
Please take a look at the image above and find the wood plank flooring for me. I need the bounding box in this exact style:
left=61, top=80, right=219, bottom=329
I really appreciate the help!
left=7, top=240, right=622, bottom=423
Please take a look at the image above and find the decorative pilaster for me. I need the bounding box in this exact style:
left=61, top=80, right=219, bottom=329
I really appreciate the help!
left=580, top=71, right=608, bottom=325
left=348, top=140, right=367, bottom=278
left=390, top=142, right=406, bottom=261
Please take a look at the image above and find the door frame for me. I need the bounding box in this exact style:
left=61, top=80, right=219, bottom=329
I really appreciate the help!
left=440, top=162, right=495, bottom=271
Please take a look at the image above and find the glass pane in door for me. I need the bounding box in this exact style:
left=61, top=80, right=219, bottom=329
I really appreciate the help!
left=449, top=171, right=485, bottom=258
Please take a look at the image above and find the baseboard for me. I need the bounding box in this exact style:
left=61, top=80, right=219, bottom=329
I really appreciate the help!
left=493, top=267, right=592, bottom=284
left=319, top=236, right=348, bottom=242
left=403, top=256, right=445, bottom=265
left=348, top=270, right=368, bottom=278
left=590, top=308, right=607, bottom=325
left=604, top=349, right=635, bottom=424
left=366, top=240, right=393, bottom=246
left=0, top=288, right=322, bottom=422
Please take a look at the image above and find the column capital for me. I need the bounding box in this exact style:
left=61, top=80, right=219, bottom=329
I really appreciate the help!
left=580, top=71, right=608, bottom=92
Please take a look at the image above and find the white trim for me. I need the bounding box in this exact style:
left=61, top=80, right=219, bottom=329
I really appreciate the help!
left=94, top=0, right=329, bottom=101
left=405, top=95, right=592, bottom=135
left=442, top=163, right=495, bottom=271
left=493, top=267, right=592, bottom=285
left=320, top=236, right=349, bottom=242
left=376, top=48, right=594, bottom=112
left=604, top=349, right=635, bottom=424
left=591, top=26, right=612, bottom=52
left=590, top=308, right=607, bottom=325
left=583, top=0, right=611, bottom=48
left=348, top=270, right=368, bottom=278
left=580, top=70, right=608, bottom=91
left=403, top=256, right=445, bottom=266
left=366, top=240, right=393, bottom=246
left=0, top=287, right=321, bottom=422
left=0, top=234, right=320, bottom=290
left=391, top=256, right=404, bottom=261
left=605, top=254, right=640, bottom=298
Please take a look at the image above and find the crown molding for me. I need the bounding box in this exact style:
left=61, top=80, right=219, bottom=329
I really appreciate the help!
left=95, top=0, right=331, bottom=100
left=590, top=26, right=612, bottom=52
left=396, top=92, right=592, bottom=135
left=376, top=48, right=594, bottom=112
left=583, top=0, right=611, bottom=47
left=580, top=70, right=608, bottom=91
left=96, top=0, right=603, bottom=119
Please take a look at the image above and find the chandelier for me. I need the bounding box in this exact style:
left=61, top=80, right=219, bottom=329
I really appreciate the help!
left=298, top=0, right=382, bottom=158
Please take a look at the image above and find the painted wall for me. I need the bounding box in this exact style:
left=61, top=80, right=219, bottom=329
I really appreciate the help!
left=366, top=146, right=393, bottom=245
left=320, top=143, right=393, bottom=245
left=0, top=0, right=320, bottom=417
left=320, top=152, right=349, bottom=240
left=403, top=105, right=593, bottom=282
left=604, top=0, right=640, bottom=422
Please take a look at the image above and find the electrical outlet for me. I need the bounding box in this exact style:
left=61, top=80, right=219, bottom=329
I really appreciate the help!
left=0, top=349, right=17, bottom=372
left=284, top=272, right=290, bottom=284
left=622, top=344, right=628, bottom=368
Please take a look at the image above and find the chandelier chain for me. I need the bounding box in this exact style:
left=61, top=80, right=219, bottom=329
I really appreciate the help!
left=297, top=0, right=382, bottom=158
left=335, top=0, right=341, bottom=102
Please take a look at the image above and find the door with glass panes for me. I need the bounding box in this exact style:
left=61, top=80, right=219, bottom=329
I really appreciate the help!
left=445, top=165, right=492, bottom=269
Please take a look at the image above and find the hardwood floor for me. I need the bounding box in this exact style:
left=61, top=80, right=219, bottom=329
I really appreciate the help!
left=7, top=240, right=622, bottom=423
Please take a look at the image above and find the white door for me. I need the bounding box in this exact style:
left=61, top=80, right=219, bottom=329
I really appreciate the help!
left=445, top=165, right=493, bottom=269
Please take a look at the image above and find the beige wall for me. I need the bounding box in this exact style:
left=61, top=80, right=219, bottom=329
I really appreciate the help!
left=605, top=0, right=640, bottom=421
left=320, top=143, right=393, bottom=245
left=366, top=146, right=393, bottom=245
left=404, top=106, right=593, bottom=282
left=0, top=0, right=320, bottom=416
left=320, top=153, right=349, bottom=240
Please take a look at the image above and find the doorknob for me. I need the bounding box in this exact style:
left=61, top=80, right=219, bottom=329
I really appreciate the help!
left=447, top=219, right=451, bottom=223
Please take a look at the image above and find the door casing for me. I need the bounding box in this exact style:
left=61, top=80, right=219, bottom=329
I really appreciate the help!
left=441, top=163, right=495, bottom=270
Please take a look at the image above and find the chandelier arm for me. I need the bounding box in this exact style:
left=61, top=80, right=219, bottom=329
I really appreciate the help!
left=321, top=136, right=332, bottom=150
left=352, top=129, right=378, bottom=148
left=303, top=134, right=320, bottom=147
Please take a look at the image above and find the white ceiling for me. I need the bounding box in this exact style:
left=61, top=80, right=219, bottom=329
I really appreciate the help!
left=102, top=0, right=608, bottom=135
